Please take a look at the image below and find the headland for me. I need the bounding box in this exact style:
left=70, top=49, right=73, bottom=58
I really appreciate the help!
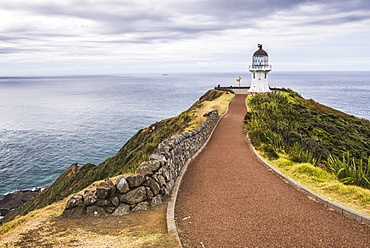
left=1, top=88, right=369, bottom=247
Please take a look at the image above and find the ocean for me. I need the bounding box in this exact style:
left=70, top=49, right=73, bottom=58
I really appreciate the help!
left=0, top=72, right=369, bottom=196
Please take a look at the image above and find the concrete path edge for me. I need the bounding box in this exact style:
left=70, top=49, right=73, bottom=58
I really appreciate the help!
left=166, top=95, right=234, bottom=248
left=247, top=138, right=370, bottom=226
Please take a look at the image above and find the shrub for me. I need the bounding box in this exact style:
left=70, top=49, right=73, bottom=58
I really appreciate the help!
left=325, top=152, right=370, bottom=189
left=245, top=90, right=370, bottom=189
left=261, top=145, right=279, bottom=160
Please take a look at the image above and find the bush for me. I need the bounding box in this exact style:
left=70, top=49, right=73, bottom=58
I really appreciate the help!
left=262, top=145, right=279, bottom=160
left=245, top=90, right=370, bottom=189
left=324, top=152, right=370, bottom=189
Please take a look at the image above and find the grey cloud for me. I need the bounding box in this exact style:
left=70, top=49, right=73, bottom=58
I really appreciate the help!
left=307, top=13, right=370, bottom=27
left=1, top=0, right=370, bottom=50
left=194, top=0, right=370, bottom=27
left=0, top=48, right=37, bottom=54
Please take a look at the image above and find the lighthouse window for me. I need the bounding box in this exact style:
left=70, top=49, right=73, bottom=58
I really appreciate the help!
left=264, top=73, right=267, bottom=79
left=253, top=57, right=263, bottom=67
left=253, top=73, right=255, bottom=79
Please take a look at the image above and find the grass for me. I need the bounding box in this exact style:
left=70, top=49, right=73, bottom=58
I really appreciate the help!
left=0, top=199, right=67, bottom=245
left=184, top=92, right=233, bottom=132
left=264, top=153, right=370, bottom=215
left=246, top=90, right=370, bottom=215
left=245, top=90, right=370, bottom=187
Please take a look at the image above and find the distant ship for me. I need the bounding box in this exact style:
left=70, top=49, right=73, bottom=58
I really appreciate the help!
left=162, top=74, right=169, bottom=76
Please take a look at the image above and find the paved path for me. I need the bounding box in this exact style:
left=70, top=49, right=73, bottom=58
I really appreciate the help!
left=175, top=94, right=370, bottom=247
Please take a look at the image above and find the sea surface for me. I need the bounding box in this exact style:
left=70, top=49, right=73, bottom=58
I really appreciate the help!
left=0, top=72, right=369, bottom=196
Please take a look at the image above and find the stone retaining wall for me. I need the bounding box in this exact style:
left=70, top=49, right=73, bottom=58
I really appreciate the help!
left=63, top=110, right=219, bottom=217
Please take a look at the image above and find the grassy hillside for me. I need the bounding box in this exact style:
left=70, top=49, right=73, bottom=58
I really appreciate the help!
left=245, top=89, right=370, bottom=206
left=1, top=89, right=229, bottom=224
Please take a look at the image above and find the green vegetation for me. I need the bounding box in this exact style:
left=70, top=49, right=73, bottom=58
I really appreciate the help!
left=264, top=154, right=370, bottom=215
left=1, top=89, right=225, bottom=224
left=326, top=152, right=370, bottom=188
left=245, top=89, right=370, bottom=189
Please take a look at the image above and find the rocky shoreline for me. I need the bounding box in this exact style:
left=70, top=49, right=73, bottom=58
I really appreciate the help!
left=0, top=188, right=42, bottom=218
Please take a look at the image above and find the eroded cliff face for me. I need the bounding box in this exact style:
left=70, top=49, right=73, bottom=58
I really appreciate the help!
left=1, top=89, right=223, bottom=224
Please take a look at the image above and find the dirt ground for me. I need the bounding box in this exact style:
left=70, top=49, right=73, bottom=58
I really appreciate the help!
left=2, top=200, right=178, bottom=248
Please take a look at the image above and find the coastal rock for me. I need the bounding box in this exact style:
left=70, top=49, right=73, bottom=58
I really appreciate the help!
left=160, top=186, right=170, bottom=196
left=135, top=161, right=161, bottom=176
left=156, top=143, right=171, bottom=158
left=66, top=194, right=84, bottom=209
left=0, top=189, right=41, bottom=217
left=119, top=186, right=147, bottom=204
left=0, top=208, right=10, bottom=216
left=157, top=174, right=167, bottom=187
left=96, top=179, right=116, bottom=199
left=109, top=196, right=120, bottom=207
left=105, top=207, right=116, bottom=214
left=149, top=153, right=167, bottom=162
left=150, top=195, right=163, bottom=207
left=83, top=190, right=97, bottom=206
left=146, top=187, right=154, bottom=200
left=96, top=187, right=109, bottom=199
left=112, top=204, right=130, bottom=216
left=86, top=206, right=106, bottom=217
left=163, top=139, right=176, bottom=149
left=63, top=205, right=86, bottom=217
left=159, top=166, right=172, bottom=182
left=126, top=174, right=145, bottom=188
left=132, top=202, right=149, bottom=212
left=144, top=177, right=161, bottom=196
left=96, top=199, right=113, bottom=207
left=116, top=176, right=129, bottom=193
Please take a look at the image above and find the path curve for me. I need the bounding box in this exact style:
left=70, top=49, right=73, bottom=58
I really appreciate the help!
left=175, top=94, right=370, bottom=247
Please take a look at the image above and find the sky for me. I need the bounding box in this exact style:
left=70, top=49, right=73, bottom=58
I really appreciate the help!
left=1, top=0, right=370, bottom=76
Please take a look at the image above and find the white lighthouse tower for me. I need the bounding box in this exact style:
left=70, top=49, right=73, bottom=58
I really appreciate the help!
left=248, top=44, right=272, bottom=93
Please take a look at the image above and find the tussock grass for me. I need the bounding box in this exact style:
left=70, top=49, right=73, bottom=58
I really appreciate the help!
left=245, top=90, right=370, bottom=215
left=265, top=153, right=370, bottom=215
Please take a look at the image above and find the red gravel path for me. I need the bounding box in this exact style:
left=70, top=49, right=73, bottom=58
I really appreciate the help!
left=175, top=94, right=370, bottom=247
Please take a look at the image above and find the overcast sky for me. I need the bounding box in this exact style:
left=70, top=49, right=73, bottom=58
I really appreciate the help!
left=1, top=0, right=370, bottom=76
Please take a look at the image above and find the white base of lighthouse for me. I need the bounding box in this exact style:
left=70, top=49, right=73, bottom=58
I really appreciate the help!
left=248, top=71, right=271, bottom=93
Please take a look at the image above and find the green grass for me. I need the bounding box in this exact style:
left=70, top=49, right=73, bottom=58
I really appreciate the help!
left=245, top=90, right=370, bottom=189
left=265, top=154, right=370, bottom=215
left=245, top=89, right=370, bottom=214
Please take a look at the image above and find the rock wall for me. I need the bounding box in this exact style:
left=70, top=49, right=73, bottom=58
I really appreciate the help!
left=63, top=110, right=219, bottom=217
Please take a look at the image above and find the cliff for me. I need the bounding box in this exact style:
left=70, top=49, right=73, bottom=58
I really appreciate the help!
left=1, top=89, right=224, bottom=224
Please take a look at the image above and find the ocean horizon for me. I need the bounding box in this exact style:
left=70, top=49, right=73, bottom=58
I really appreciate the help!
left=0, top=71, right=369, bottom=197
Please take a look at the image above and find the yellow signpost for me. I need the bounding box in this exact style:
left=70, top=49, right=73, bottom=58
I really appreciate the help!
left=235, top=76, right=242, bottom=87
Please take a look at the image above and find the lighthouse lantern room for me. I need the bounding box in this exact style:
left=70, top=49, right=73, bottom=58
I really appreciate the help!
left=248, top=44, right=272, bottom=93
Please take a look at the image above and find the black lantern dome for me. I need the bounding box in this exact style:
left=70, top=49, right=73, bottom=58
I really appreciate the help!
left=253, top=44, right=268, bottom=57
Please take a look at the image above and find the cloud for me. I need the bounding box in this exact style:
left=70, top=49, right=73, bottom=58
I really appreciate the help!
left=0, top=0, right=369, bottom=74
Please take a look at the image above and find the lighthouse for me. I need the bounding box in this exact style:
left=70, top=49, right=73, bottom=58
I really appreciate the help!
left=248, top=44, right=272, bottom=93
